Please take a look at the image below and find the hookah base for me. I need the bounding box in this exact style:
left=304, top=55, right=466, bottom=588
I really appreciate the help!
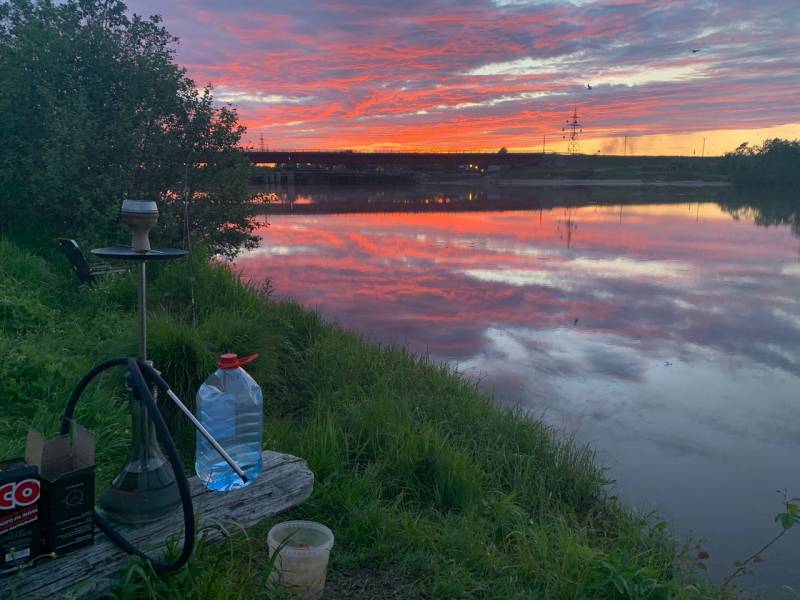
left=99, top=479, right=181, bottom=524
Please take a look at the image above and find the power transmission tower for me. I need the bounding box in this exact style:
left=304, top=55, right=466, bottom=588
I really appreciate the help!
left=562, top=108, right=583, bottom=155
left=259, top=133, right=265, bottom=152
left=556, top=208, right=578, bottom=248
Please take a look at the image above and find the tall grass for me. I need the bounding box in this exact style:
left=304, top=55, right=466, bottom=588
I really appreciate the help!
left=0, top=239, right=727, bottom=599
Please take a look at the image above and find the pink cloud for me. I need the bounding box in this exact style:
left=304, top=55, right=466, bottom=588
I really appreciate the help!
left=126, top=0, right=800, bottom=152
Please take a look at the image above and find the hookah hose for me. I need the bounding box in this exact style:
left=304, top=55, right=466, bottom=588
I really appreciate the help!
left=60, top=357, right=195, bottom=573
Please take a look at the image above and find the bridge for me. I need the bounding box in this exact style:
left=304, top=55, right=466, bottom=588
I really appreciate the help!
left=246, top=150, right=544, bottom=168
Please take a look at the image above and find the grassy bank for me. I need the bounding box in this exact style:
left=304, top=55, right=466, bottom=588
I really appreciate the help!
left=430, top=155, right=729, bottom=186
left=0, top=239, right=723, bottom=599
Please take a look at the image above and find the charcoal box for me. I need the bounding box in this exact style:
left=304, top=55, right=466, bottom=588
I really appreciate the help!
left=25, top=424, right=96, bottom=556
left=0, top=458, right=40, bottom=577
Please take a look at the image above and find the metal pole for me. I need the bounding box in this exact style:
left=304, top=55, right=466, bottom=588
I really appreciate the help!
left=165, top=389, right=249, bottom=483
left=138, top=262, right=147, bottom=361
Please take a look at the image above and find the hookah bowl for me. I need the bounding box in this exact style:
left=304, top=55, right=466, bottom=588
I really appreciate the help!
left=121, top=199, right=159, bottom=252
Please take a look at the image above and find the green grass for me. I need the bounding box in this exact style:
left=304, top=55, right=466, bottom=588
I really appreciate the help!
left=498, top=156, right=728, bottom=183
left=0, top=239, right=727, bottom=599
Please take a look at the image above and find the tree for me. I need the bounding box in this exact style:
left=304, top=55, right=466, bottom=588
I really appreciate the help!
left=498, top=147, right=508, bottom=154
left=723, top=138, right=800, bottom=186
left=0, top=0, right=256, bottom=257
left=132, top=86, right=256, bottom=258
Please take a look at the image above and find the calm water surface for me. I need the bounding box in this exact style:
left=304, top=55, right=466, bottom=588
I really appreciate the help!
left=237, top=190, right=800, bottom=594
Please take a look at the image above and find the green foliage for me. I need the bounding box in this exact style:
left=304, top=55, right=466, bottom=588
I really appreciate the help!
left=771, top=493, right=800, bottom=534
left=720, top=493, right=800, bottom=590
left=0, top=239, right=727, bottom=598
left=0, top=278, right=56, bottom=333
left=0, top=0, right=256, bottom=257
left=723, top=138, right=800, bottom=185
left=588, top=553, right=670, bottom=599
left=107, top=525, right=286, bottom=600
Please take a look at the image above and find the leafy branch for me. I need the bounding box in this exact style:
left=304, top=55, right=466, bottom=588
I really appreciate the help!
left=720, top=491, right=800, bottom=590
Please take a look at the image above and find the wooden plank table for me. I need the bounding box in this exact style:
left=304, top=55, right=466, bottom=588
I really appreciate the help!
left=4, top=451, right=314, bottom=599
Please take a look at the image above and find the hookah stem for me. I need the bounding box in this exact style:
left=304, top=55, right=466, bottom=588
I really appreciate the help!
left=137, top=260, right=147, bottom=476
left=138, top=261, right=147, bottom=361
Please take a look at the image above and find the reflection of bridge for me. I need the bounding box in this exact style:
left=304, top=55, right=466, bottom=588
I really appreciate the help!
left=246, top=151, right=544, bottom=168
left=256, top=186, right=728, bottom=216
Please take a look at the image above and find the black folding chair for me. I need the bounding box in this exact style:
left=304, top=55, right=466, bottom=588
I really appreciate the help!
left=57, top=238, right=128, bottom=285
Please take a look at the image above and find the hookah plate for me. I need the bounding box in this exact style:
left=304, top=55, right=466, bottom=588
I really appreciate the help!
left=92, top=246, right=189, bottom=261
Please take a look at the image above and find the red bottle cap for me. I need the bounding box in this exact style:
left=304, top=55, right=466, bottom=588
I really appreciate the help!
left=218, top=353, right=259, bottom=370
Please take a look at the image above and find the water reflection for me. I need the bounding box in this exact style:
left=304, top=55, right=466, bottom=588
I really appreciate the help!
left=253, top=184, right=736, bottom=215
left=721, top=189, right=800, bottom=240
left=237, top=197, right=800, bottom=594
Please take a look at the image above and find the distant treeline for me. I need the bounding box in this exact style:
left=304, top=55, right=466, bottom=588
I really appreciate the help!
left=723, top=138, right=800, bottom=186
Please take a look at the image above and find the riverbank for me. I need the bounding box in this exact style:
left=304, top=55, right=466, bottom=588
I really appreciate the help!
left=436, top=177, right=731, bottom=188
left=0, top=239, right=725, bottom=599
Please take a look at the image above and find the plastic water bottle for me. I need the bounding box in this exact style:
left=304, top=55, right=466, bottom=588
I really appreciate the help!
left=195, top=353, right=263, bottom=491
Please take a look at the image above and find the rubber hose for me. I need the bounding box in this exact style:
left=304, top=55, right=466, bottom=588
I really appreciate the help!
left=60, top=357, right=195, bottom=573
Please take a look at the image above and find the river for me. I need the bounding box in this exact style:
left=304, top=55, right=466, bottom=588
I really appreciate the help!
left=236, top=186, right=800, bottom=595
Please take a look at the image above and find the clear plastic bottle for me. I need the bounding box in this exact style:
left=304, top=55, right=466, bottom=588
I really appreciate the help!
left=195, top=353, right=263, bottom=491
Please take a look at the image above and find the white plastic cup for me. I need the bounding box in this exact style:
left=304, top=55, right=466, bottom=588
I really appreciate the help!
left=268, top=520, right=335, bottom=599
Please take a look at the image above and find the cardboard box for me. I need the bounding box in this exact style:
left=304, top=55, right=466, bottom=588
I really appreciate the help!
left=0, top=458, right=40, bottom=577
left=26, top=425, right=96, bottom=556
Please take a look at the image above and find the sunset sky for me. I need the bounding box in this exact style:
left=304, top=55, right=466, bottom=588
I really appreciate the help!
left=127, top=0, right=800, bottom=155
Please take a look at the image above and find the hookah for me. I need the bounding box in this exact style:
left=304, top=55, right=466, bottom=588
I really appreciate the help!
left=59, top=199, right=247, bottom=572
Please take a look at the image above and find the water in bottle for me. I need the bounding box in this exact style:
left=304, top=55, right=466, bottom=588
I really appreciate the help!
left=195, top=353, right=263, bottom=491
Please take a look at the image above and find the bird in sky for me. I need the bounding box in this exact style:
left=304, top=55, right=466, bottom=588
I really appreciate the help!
left=586, top=83, right=593, bottom=90
left=691, top=49, right=700, bottom=53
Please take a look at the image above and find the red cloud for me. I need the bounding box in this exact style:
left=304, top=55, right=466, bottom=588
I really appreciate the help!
left=129, top=0, right=800, bottom=152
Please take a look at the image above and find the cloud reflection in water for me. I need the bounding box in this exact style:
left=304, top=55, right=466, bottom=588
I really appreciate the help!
left=236, top=201, right=800, bottom=592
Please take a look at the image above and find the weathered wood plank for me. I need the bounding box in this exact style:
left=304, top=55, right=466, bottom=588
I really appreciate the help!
left=4, top=451, right=314, bottom=599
